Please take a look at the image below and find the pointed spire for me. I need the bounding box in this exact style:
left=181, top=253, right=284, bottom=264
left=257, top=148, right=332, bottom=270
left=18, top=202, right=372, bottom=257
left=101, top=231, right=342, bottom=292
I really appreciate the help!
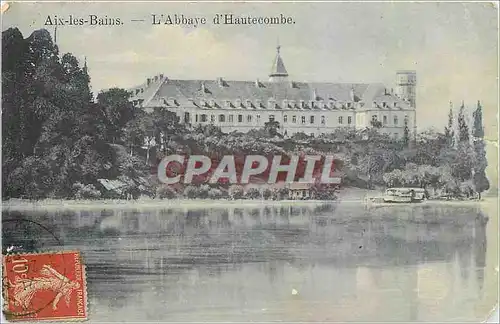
left=269, top=41, right=288, bottom=82
left=54, top=25, right=57, bottom=44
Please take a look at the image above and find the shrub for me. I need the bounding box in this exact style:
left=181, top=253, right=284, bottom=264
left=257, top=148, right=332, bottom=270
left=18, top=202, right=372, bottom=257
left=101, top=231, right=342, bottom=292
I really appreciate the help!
left=245, top=188, right=261, bottom=199
left=156, top=185, right=178, bottom=199
left=73, top=183, right=101, bottom=199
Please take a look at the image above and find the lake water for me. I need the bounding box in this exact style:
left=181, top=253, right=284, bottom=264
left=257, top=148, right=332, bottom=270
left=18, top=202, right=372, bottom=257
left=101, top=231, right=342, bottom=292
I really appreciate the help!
left=2, top=201, right=498, bottom=322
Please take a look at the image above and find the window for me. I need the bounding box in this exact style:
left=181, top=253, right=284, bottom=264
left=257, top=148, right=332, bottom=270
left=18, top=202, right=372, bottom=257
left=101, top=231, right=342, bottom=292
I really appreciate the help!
left=292, top=115, right=297, bottom=123
left=210, top=115, right=215, bottom=123
left=372, top=115, right=378, bottom=122
left=257, top=114, right=261, bottom=122
left=382, top=102, right=387, bottom=108
left=269, top=115, right=275, bottom=122
left=321, top=116, right=326, bottom=125
left=219, top=114, right=225, bottom=122
left=235, top=99, right=241, bottom=107
left=338, top=116, right=343, bottom=124
left=229, top=115, right=234, bottom=123
left=238, top=114, right=243, bottom=122
left=348, top=116, right=352, bottom=125
left=383, top=115, right=387, bottom=125
left=184, top=112, right=190, bottom=123
left=247, top=115, right=252, bottom=122
left=394, top=116, right=398, bottom=125
left=201, top=114, right=207, bottom=122
left=301, top=116, right=306, bottom=124
left=347, top=102, right=352, bottom=108
left=310, top=116, right=315, bottom=124
left=394, top=102, right=397, bottom=108
left=195, top=114, right=199, bottom=122
left=268, top=99, right=276, bottom=109
left=284, top=115, right=288, bottom=123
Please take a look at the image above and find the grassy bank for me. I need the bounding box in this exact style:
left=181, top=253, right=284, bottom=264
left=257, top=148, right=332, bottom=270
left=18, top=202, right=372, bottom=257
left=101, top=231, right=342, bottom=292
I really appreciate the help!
left=2, top=195, right=495, bottom=212
left=1, top=198, right=340, bottom=212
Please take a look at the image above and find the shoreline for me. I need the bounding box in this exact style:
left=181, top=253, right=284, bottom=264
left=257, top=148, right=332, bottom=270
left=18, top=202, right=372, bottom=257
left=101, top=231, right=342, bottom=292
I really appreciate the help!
left=1, top=197, right=494, bottom=212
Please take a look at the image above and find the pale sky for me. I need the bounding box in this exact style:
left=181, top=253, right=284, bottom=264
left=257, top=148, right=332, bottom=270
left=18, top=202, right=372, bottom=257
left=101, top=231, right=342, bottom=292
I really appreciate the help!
left=2, top=1, right=498, bottom=136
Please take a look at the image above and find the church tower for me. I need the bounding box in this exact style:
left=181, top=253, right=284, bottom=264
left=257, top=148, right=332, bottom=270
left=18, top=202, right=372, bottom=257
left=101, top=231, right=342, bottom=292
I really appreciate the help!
left=269, top=44, right=289, bottom=83
left=396, top=70, right=416, bottom=108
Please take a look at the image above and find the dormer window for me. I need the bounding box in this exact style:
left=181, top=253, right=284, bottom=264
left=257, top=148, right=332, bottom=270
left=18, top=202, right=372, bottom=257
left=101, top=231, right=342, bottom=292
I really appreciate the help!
left=245, top=99, right=252, bottom=108
left=394, top=102, right=397, bottom=108
left=235, top=99, right=242, bottom=108
left=288, top=100, right=295, bottom=108
left=224, top=100, right=232, bottom=108
left=300, top=100, right=305, bottom=109
left=268, top=98, right=276, bottom=109
left=255, top=99, right=262, bottom=109
left=208, top=99, right=215, bottom=107
left=382, top=102, right=387, bottom=108
left=282, top=100, right=288, bottom=108
left=309, top=100, right=315, bottom=109
left=347, top=102, right=352, bottom=109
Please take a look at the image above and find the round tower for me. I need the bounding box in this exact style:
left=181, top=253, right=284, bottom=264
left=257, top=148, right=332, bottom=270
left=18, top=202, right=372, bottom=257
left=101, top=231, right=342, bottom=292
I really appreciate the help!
left=396, top=70, right=416, bottom=109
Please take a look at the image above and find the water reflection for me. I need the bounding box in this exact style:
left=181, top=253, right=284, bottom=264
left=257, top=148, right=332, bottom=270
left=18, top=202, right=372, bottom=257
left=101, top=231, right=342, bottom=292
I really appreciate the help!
left=2, top=203, right=491, bottom=322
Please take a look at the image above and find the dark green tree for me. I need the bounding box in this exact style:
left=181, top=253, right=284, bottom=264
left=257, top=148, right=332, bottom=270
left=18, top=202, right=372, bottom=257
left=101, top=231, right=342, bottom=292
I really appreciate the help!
left=97, top=88, right=137, bottom=144
left=457, top=101, right=470, bottom=143
left=403, top=117, right=410, bottom=147
left=263, top=120, right=281, bottom=137
left=444, top=104, right=455, bottom=147
left=472, top=101, right=489, bottom=199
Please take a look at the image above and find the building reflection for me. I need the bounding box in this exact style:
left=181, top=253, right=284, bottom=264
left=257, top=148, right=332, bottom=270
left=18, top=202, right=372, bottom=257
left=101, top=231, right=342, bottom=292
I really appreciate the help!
left=2, top=204, right=489, bottom=321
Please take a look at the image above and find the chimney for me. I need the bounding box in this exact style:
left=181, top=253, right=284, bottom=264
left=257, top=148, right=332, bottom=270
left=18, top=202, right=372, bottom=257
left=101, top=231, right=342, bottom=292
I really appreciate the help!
left=147, top=78, right=151, bottom=86
left=217, top=77, right=224, bottom=87
left=255, top=79, right=260, bottom=88
left=201, top=82, right=206, bottom=93
left=160, top=74, right=164, bottom=79
left=312, top=89, right=318, bottom=101
left=391, top=88, right=394, bottom=95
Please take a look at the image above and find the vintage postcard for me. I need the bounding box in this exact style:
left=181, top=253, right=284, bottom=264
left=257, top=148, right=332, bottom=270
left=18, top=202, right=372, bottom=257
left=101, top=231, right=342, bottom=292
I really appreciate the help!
left=1, top=1, right=498, bottom=322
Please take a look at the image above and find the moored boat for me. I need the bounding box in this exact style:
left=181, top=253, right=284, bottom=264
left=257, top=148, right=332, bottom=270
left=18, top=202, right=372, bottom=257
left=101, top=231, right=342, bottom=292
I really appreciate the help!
left=366, top=187, right=428, bottom=204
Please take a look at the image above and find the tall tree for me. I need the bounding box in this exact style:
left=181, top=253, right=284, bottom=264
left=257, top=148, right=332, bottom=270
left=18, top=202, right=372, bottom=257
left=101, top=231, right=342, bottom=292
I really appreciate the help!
left=472, top=101, right=490, bottom=199
left=444, top=103, right=455, bottom=147
left=96, top=88, right=136, bottom=144
left=403, top=116, right=410, bottom=147
left=457, top=101, right=470, bottom=143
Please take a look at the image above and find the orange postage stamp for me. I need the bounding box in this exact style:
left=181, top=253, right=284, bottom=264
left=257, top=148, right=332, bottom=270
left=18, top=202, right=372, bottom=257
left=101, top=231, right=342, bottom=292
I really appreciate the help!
left=2, top=251, right=88, bottom=321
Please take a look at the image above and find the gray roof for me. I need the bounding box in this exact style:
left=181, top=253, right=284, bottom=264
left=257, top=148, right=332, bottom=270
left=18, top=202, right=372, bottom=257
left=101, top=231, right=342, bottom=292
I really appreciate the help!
left=129, top=78, right=411, bottom=111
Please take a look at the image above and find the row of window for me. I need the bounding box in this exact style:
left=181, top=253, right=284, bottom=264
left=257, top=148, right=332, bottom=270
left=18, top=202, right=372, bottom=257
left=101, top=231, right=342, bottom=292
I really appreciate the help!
left=371, top=114, right=409, bottom=125
left=190, top=113, right=355, bottom=125
left=200, top=98, right=358, bottom=110
left=186, top=112, right=410, bottom=126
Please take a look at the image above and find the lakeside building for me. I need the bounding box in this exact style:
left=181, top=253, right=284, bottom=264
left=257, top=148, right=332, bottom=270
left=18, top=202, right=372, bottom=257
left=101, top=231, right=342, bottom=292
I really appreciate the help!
left=128, top=46, right=416, bottom=138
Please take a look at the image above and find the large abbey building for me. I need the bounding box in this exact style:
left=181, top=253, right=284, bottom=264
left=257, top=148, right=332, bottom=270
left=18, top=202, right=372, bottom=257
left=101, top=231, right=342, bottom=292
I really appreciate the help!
left=129, top=46, right=416, bottom=138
